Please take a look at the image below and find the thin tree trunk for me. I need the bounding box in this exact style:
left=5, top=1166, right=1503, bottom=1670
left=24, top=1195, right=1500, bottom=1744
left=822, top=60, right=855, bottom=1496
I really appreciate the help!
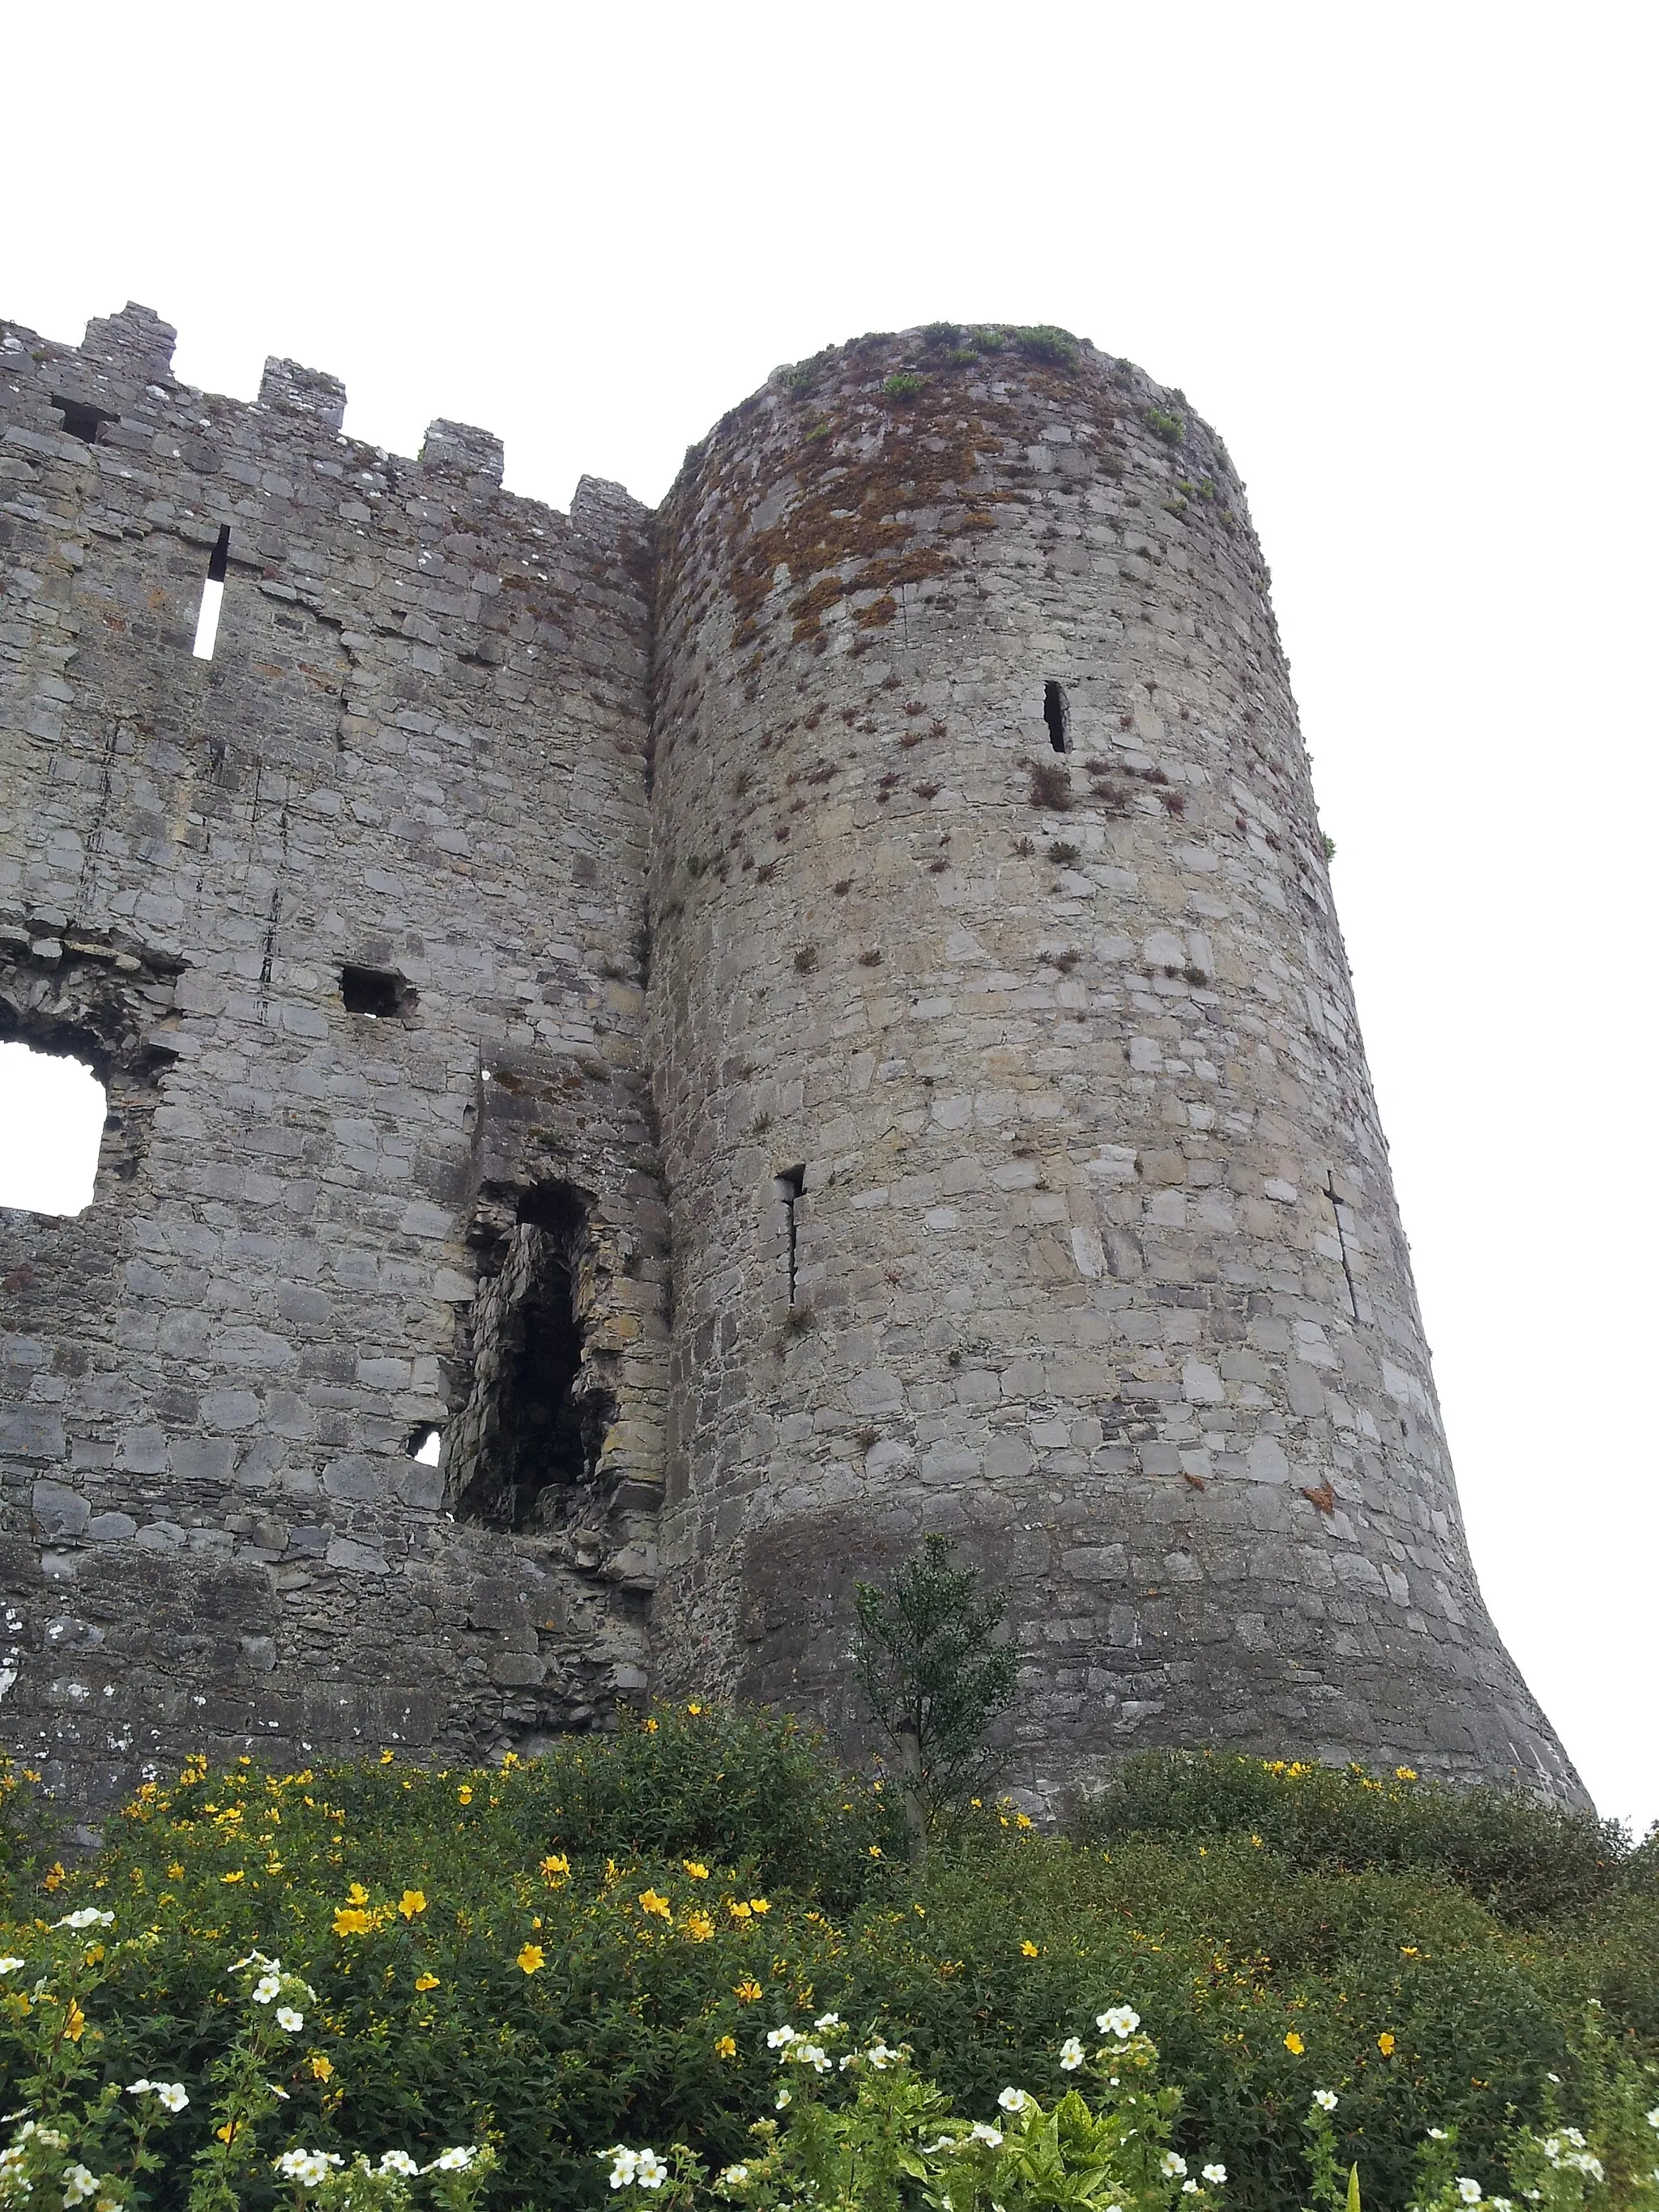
left=897, top=1717, right=927, bottom=1865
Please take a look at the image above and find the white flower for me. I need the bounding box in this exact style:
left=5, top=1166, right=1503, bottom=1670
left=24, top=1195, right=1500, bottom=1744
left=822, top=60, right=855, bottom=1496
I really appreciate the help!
left=126, top=2081, right=186, bottom=2113
left=969, top=2125, right=1003, bottom=2147
left=1162, top=2152, right=1188, bottom=2178
left=1203, top=2165, right=1227, bottom=2184
left=1561, top=2129, right=1586, bottom=2149
left=1183, top=2184, right=1201, bottom=2197
left=62, top=2167, right=99, bottom=2206
left=1313, top=2090, right=1338, bottom=2112
left=252, top=1975, right=282, bottom=2005
left=53, top=1911, right=113, bottom=1932
left=1059, top=2037, right=1085, bottom=2071
left=634, top=2151, right=667, bottom=2190
left=275, top=2150, right=343, bottom=2186
left=270, top=2086, right=290, bottom=2100
left=275, top=2007, right=304, bottom=2033
left=125, top=2081, right=151, bottom=2096
left=1456, top=2184, right=1482, bottom=2206
left=997, top=2087, right=1030, bottom=2112
left=719, top=2165, right=749, bottom=2188
left=1098, top=2007, right=1140, bottom=2039
left=867, top=2044, right=899, bottom=2069
left=1428, top=2129, right=1448, bottom=2142
left=814, top=2013, right=841, bottom=2030
left=1648, top=2108, right=1659, bottom=2130
left=0, top=1961, right=23, bottom=1976
left=766, top=2026, right=798, bottom=2051
left=231, top=1951, right=277, bottom=1973
left=378, top=2153, right=419, bottom=2176
left=603, top=2146, right=638, bottom=2190
left=428, top=2148, right=476, bottom=2173
left=786, top=2042, right=830, bottom=2071
left=774, top=2089, right=791, bottom=2109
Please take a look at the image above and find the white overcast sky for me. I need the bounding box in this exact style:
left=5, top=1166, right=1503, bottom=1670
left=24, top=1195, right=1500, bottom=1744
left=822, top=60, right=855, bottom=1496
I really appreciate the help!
left=3, top=2, right=1654, bottom=1833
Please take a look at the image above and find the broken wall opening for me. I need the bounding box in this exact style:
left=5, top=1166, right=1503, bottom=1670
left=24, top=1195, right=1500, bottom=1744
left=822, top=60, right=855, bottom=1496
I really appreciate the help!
left=0, top=1041, right=106, bottom=1214
left=449, top=1182, right=616, bottom=1535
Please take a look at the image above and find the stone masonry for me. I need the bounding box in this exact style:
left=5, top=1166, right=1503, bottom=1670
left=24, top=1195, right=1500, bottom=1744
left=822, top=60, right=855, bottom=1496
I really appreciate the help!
left=0, top=305, right=1582, bottom=1818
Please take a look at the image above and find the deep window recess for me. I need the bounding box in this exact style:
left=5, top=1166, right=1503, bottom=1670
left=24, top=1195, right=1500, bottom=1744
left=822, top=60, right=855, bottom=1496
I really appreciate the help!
left=408, top=1426, right=442, bottom=1466
left=53, top=398, right=115, bottom=445
left=452, top=1183, right=615, bottom=1534
left=191, top=526, right=231, bottom=661
left=775, top=1164, right=806, bottom=1302
left=340, top=965, right=415, bottom=1018
left=0, top=1040, right=106, bottom=1215
left=1043, top=680, right=1070, bottom=753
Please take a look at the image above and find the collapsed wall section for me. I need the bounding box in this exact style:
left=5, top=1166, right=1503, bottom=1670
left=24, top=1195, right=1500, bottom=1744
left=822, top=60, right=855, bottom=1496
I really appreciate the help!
left=644, top=326, right=1580, bottom=1806
left=0, top=305, right=667, bottom=1812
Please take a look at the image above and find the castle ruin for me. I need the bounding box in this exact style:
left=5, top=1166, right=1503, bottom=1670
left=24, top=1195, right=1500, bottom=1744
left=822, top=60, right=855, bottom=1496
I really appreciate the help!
left=0, top=304, right=1581, bottom=1816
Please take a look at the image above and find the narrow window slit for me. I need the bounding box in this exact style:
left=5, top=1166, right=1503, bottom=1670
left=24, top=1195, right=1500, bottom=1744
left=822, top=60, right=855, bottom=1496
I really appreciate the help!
left=776, top=1164, right=806, bottom=1302
left=1043, top=680, right=1069, bottom=753
left=192, top=526, right=232, bottom=661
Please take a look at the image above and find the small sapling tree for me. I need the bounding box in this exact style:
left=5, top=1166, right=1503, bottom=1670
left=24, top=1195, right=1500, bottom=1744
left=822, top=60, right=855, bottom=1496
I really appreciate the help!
left=852, top=1533, right=1018, bottom=1860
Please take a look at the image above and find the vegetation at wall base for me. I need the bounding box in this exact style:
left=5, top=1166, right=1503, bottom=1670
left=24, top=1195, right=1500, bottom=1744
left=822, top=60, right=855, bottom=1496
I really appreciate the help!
left=0, top=1724, right=1654, bottom=2210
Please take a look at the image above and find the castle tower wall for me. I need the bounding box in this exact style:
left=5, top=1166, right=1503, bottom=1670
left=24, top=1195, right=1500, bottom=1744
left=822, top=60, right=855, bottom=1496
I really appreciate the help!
left=646, top=327, right=1580, bottom=1804
left=0, top=307, right=668, bottom=1810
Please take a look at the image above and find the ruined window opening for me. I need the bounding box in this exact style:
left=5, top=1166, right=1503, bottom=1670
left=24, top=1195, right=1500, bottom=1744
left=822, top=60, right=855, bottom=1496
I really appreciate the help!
left=408, top=1426, right=442, bottom=1465
left=192, top=526, right=231, bottom=661
left=340, top=965, right=415, bottom=1018
left=1043, top=680, right=1070, bottom=753
left=775, top=1164, right=806, bottom=1302
left=451, top=1183, right=615, bottom=1534
left=53, top=397, right=115, bottom=445
left=0, top=1040, right=106, bottom=1216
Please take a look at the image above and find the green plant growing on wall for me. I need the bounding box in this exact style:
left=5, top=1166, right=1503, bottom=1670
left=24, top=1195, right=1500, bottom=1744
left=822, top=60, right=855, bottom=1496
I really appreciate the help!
left=883, top=373, right=925, bottom=399
left=852, top=1535, right=1018, bottom=1864
left=1144, top=406, right=1186, bottom=444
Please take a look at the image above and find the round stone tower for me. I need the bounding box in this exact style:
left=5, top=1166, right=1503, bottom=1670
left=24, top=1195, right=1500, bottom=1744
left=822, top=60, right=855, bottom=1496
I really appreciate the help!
left=645, top=323, right=1579, bottom=1805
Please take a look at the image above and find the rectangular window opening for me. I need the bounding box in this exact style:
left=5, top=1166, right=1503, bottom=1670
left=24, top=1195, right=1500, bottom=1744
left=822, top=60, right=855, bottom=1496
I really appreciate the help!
left=775, top=1164, right=806, bottom=1302
left=340, top=965, right=416, bottom=1019
left=1043, top=680, right=1070, bottom=753
left=53, top=397, right=116, bottom=445
left=191, top=526, right=232, bottom=661
left=0, top=1038, right=107, bottom=1216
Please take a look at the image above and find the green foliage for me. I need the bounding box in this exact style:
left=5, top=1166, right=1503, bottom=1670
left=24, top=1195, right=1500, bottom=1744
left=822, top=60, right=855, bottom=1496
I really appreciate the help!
left=882, top=373, right=925, bottom=399
left=1072, top=1752, right=1628, bottom=1921
left=1012, top=326, right=1080, bottom=368
left=1322, top=833, right=1338, bottom=862
left=853, top=1536, right=1018, bottom=1852
left=1144, top=405, right=1187, bottom=443
left=1, top=1735, right=1654, bottom=2212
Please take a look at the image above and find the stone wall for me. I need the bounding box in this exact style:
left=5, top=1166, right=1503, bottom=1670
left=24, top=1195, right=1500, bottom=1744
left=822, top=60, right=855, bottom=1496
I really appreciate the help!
left=0, top=303, right=1581, bottom=1818
left=643, top=328, right=1580, bottom=1807
left=0, top=305, right=668, bottom=1814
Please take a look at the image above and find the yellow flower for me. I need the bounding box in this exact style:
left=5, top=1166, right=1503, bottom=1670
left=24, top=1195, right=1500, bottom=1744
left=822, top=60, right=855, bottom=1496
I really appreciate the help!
left=714, top=2034, right=737, bottom=2058
left=868, top=1846, right=882, bottom=1859
left=1284, top=2031, right=1305, bottom=2055
left=1015, top=1812, right=1034, bottom=1830
left=168, top=1864, right=185, bottom=1881
left=415, top=1972, right=440, bottom=1992
left=65, top=2001, right=86, bottom=2043
left=379, top=1749, right=394, bottom=1764
left=1400, top=1946, right=1419, bottom=1958
left=638, top=1890, right=672, bottom=1921
left=347, top=1882, right=370, bottom=1905
left=1378, top=2031, right=1397, bottom=2056
left=309, top=2056, right=333, bottom=2082
left=687, top=1703, right=703, bottom=1715
left=456, top=1785, right=473, bottom=1805
left=729, top=1901, right=752, bottom=1920
left=331, top=1907, right=373, bottom=1937
left=398, top=1890, right=427, bottom=1920
left=683, top=1860, right=709, bottom=1880
left=684, top=1912, right=714, bottom=1941
left=541, top=1854, right=571, bottom=1883
left=735, top=1979, right=763, bottom=2002
left=748, top=1898, right=770, bottom=1916
left=1019, top=1940, right=1039, bottom=1958
left=517, top=1943, right=545, bottom=1975
left=643, top=1718, right=659, bottom=1733
left=215, top=2122, right=239, bottom=2145
left=43, top=1863, right=65, bottom=1892
left=220, top=1871, right=244, bottom=1885
left=1395, top=1767, right=1418, bottom=1782
left=1250, top=1835, right=1264, bottom=1848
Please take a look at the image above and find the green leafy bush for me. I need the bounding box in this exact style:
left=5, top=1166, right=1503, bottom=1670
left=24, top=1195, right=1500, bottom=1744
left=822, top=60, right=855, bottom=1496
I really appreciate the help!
left=1072, top=1752, right=1628, bottom=1920
left=0, top=1726, right=1653, bottom=2211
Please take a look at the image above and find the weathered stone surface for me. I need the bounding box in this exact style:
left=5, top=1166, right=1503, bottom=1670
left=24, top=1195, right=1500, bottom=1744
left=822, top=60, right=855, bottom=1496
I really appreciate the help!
left=0, top=306, right=1580, bottom=1815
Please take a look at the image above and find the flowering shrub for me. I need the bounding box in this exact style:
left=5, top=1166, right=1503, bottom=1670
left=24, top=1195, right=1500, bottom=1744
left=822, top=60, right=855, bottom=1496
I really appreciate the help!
left=0, top=1723, right=1653, bottom=2209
